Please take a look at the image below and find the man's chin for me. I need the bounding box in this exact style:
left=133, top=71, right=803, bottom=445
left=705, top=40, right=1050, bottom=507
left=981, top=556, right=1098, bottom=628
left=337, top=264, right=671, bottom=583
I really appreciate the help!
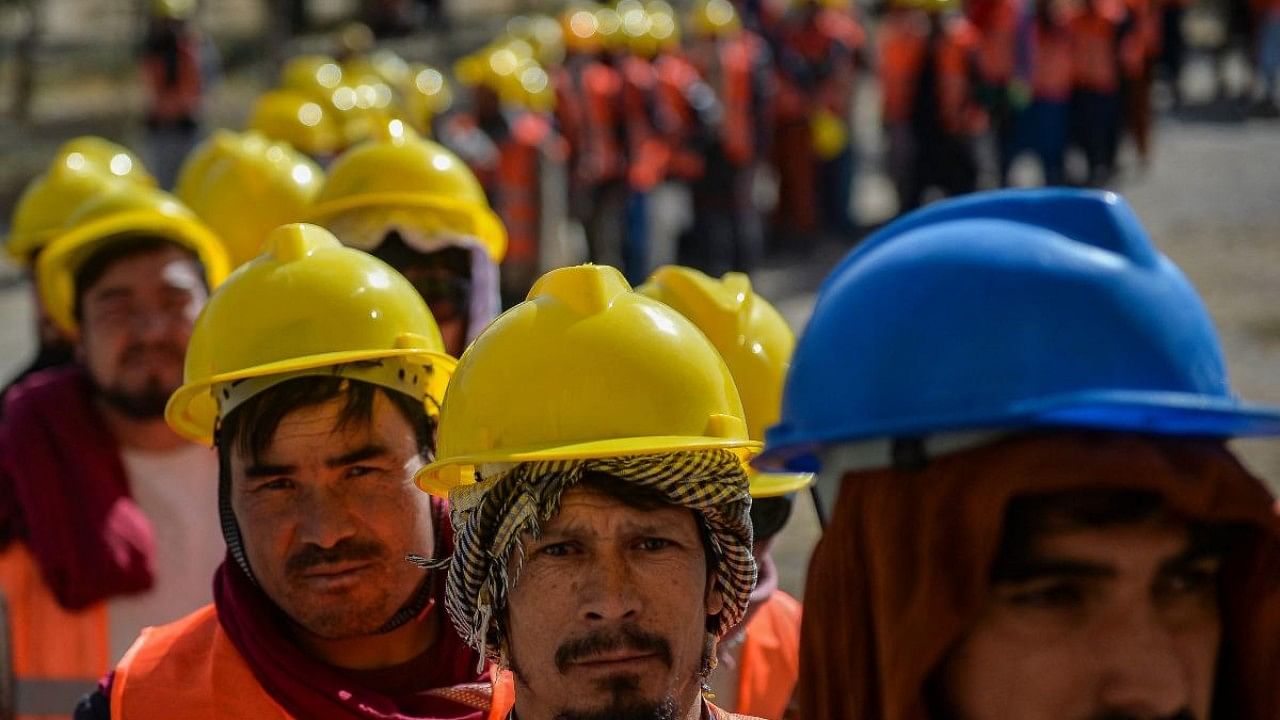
left=553, top=695, right=678, bottom=720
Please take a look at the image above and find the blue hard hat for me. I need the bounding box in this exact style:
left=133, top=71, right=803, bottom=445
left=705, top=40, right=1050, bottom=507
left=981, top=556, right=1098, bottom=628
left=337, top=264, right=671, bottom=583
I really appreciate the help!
left=761, top=189, right=1280, bottom=472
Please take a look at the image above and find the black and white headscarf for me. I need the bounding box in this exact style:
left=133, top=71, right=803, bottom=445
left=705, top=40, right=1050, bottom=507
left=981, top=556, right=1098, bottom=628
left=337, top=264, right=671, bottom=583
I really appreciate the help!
left=427, top=449, right=756, bottom=665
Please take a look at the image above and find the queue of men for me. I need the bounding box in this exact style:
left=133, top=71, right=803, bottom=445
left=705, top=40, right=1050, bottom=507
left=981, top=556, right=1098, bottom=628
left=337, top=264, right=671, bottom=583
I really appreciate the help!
left=2, top=6, right=1279, bottom=720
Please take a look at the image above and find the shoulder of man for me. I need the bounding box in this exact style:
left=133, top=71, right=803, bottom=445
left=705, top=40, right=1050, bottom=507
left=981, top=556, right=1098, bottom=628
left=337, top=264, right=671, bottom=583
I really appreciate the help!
left=0, top=365, right=90, bottom=432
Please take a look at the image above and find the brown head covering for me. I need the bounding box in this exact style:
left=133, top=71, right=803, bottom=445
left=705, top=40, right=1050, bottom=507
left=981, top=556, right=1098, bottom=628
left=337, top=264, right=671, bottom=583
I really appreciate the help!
left=797, top=431, right=1280, bottom=719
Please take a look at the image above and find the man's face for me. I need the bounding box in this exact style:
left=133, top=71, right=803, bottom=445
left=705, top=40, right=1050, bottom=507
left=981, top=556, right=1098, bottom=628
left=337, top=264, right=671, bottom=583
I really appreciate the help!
left=505, top=485, right=725, bottom=720
left=937, top=518, right=1222, bottom=720
left=78, top=246, right=206, bottom=418
left=229, top=392, right=435, bottom=639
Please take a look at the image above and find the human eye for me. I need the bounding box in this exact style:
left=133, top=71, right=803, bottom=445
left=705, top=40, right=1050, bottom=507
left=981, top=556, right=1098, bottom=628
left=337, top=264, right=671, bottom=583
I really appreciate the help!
left=637, top=537, right=675, bottom=552
left=537, top=541, right=577, bottom=558
left=254, top=477, right=295, bottom=493
left=1156, top=561, right=1221, bottom=607
left=345, top=465, right=378, bottom=479
left=1005, top=580, right=1087, bottom=610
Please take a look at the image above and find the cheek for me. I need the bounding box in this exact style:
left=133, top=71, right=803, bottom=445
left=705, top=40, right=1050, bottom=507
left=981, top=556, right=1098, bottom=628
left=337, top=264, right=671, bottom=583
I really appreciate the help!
left=232, top=497, right=292, bottom=577
left=940, top=624, right=1091, bottom=719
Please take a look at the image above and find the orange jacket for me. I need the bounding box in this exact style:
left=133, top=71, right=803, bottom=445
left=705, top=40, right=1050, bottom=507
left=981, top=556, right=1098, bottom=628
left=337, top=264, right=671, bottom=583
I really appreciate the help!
left=1031, top=19, right=1075, bottom=101
left=0, top=544, right=110, bottom=720
left=620, top=55, right=668, bottom=191
left=110, top=604, right=510, bottom=720
left=736, top=591, right=802, bottom=720
left=1070, top=5, right=1123, bottom=93
left=141, top=31, right=203, bottom=123
left=555, top=58, right=625, bottom=186
left=654, top=52, right=707, bottom=181
left=969, top=0, right=1020, bottom=85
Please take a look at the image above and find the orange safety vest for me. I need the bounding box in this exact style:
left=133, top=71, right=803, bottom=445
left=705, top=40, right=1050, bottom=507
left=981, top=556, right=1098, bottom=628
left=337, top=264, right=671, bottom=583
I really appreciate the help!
left=497, top=113, right=554, bottom=270
left=970, top=0, right=1019, bottom=85
left=141, top=31, right=203, bottom=123
left=0, top=544, right=110, bottom=720
left=653, top=52, right=706, bottom=181
left=1031, top=20, right=1075, bottom=102
left=935, top=17, right=987, bottom=135
left=621, top=55, right=669, bottom=191
left=1070, top=7, right=1123, bottom=93
left=580, top=61, right=626, bottom=186
left=735, top=591, right=801, bottom=720
left=110, top=604, right=512, bottom=720
left=879, top=10, right=930, bottom=126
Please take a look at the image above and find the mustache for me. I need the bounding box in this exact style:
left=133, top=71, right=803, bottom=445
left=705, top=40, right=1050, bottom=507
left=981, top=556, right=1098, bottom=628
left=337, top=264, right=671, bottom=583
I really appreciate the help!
left=555, top=625, right=673, bottom=673
left=1093, top=711, right=1196, bottom=720
left=285, top=538, right=387, bottom=577
left=120, top=342, right=186, bottom=364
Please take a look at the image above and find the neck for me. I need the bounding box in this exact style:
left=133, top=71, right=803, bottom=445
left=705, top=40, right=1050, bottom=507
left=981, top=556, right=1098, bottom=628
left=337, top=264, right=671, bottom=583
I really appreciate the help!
left=293, top=608, right=441, bottom=670
left=96, top=399, right=189, bottom=452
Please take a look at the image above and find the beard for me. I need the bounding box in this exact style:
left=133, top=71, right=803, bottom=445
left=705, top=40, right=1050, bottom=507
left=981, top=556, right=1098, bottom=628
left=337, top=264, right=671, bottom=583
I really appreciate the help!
left=554, top=693, right=678, bottom=720
left=95, top=376, right=174, bottom=419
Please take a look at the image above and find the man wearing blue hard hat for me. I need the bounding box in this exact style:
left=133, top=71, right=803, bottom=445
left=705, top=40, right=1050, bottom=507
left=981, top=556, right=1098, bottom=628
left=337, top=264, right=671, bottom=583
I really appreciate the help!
left=759, top=189, right=1280, bottom=720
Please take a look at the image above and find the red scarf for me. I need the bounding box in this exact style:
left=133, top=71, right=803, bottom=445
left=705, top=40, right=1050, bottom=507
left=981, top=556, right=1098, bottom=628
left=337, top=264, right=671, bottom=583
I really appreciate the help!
left=213, top=504, right=491, bottom=720
left=0, top=366, right=154, bottom=609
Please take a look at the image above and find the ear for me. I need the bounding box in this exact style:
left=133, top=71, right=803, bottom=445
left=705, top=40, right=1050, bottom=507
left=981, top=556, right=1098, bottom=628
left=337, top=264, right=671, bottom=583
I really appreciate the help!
left=704, top=581, right=726, bottom=618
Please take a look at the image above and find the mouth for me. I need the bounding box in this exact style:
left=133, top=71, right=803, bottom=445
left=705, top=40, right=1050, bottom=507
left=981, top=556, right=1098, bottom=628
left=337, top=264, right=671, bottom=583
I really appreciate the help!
left=568, top=651, right=662, bottom=671
left=297, top=561, right=377, bottom=590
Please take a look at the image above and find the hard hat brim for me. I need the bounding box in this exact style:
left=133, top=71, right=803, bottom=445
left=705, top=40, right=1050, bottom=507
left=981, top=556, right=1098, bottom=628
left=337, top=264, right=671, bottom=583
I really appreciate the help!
left=36, top=211, right=230, bottom=336
left=166, top=347, right=457, bottom=446
left=306, top=192, right=508, bottom=263
left=760, top=388, right=1280, bottom=472
left=416, top=437, right=762, bottom=497
left=748, top=470, right=815, bottom=498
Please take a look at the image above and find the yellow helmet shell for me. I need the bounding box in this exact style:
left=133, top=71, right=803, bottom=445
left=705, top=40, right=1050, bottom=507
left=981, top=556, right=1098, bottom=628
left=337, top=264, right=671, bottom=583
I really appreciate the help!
left=638, top=266, right=813, bottom=498
left=308, top=130, right=507, bottom=263
left=175, top=130, right=325, bottom=267
left=248, top=90, right=344, bottom=157
left=416, top=264, right=758, bottom=496
left=36, top=185, right=230, bottom=336
left=166, top=223, right=455, bottom=445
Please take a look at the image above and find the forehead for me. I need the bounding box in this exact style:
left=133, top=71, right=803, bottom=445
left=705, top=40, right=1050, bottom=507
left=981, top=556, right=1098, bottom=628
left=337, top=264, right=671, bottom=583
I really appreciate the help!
left=239, top=391, right=412, bottom=462
left=85, top=245, right=203, bottom=297
left=1026, top=519, right=1195, bottom=570
left=540, top=485, right=699, bottom=536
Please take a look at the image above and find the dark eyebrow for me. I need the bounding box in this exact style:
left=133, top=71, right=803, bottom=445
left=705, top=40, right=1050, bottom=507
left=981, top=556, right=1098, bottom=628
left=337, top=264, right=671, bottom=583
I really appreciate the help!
left=326, top=444, right=389, bottom=468
left=89, top=287, right=132, bottom=304
left=1158, top=545, right=1226, bottom=574
left=244, top=463, right=296, bottom=479
left=992, top=556, right=1117, bottom=584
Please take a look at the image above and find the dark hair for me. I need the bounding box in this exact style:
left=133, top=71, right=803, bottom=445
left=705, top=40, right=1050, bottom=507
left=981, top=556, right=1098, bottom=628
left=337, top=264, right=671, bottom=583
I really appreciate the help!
left=72, top=234, right=205, bottom=322
left=215, top=375, right=436, bottom=465
left=750, top=494, right=795, bottom=542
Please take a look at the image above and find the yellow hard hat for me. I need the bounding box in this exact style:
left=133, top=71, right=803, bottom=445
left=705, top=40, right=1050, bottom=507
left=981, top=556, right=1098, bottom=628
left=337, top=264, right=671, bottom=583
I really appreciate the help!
left=166, top=223, right=456, bottom=445
left=691, top=0, right=741, bottom=37
left=343, top=49, right=411, bottom=87
left=618, top=0, right=656, bottom=56
left=416, top=264, right=758, bottom=496
left=307, top=128, right=507, bottom=263
left=248, top=90, right=345, bottom=157
left=151, top=0, right=196, bottom=20
left=281, top=55, right=345, bottom=102
left=7, top=139, right=155, bottom=266
left=560, top=5, right=602, bottom=54
left=35, top=185, right=230, bottom=336
left=524, top=15, right=566, bottom=66
left=638, top=266, right=812, bottom=498
left=404, top=63, right=454, bottom=135
left=596, top=7, right=625, bottom=50
left=646, top=2, right=682, bottom=52
left=511, top=59, right=555, bottom=113
left=811, top=108, right=850, bottom=160
left=175, top=130, right=324, bottom=268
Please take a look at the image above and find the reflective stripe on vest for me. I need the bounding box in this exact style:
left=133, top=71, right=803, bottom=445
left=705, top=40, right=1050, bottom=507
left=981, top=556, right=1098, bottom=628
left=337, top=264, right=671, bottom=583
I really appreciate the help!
left=0, top=544, right=110, bottom=720
left=736, top=591, right=802, bottom=720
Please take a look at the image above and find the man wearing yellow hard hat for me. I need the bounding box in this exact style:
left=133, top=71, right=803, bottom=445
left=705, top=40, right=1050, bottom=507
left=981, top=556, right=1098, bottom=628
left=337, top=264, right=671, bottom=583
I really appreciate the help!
left=3, top=138, right=156, bottom=400
left=417, top=264, right=762, bottom=720
left=309, top=122, right=506, bottom=357
left=0, top=182, right=230, bottom=717
left=638, top=266, right=810, bottom=720
left=78, top=225, right=496, bottom=719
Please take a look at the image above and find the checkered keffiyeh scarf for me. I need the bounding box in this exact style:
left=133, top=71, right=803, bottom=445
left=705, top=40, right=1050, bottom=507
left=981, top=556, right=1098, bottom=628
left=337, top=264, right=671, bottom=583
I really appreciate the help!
left=430, top=450, right=756, bottom=664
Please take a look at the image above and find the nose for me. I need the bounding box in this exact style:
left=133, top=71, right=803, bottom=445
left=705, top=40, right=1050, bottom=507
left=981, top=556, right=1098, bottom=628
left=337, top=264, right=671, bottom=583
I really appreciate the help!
left=1095, top=600, right=1198, bottom=717
left=131, top=307, right=174, bottom=341
left=579, top=550, right=642, bottom=624
left=294, top=485, right=360, bottom=550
